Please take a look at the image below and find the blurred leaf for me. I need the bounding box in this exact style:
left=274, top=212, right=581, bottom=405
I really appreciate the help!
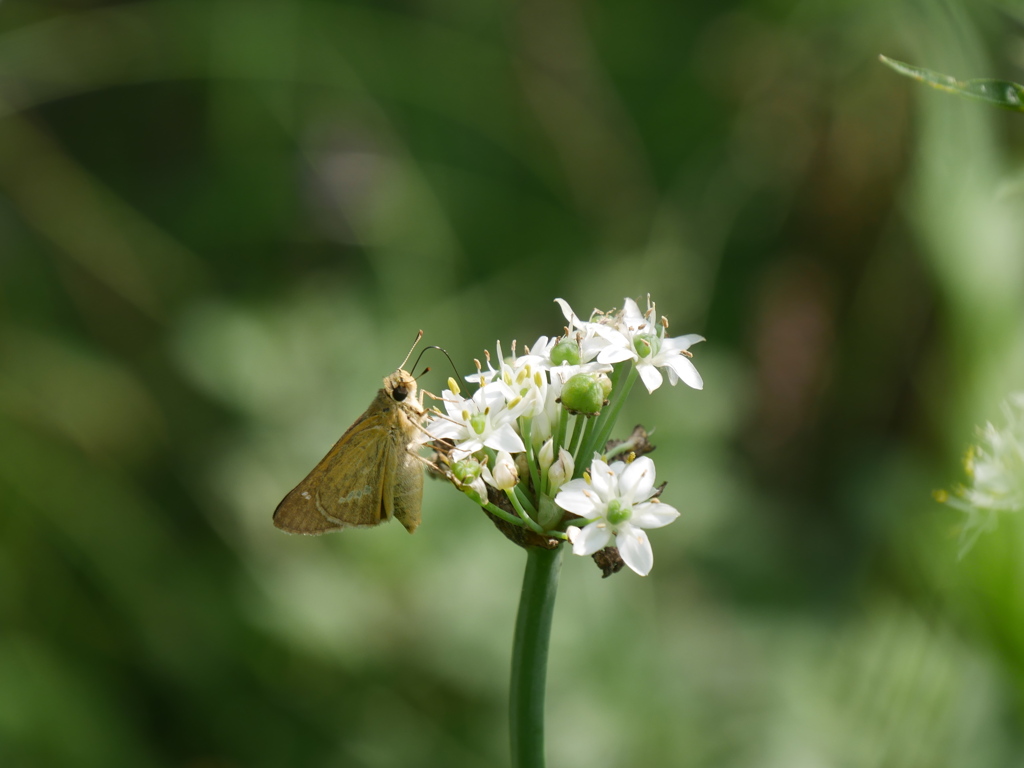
left=879, top=55, right=1024, bottom=112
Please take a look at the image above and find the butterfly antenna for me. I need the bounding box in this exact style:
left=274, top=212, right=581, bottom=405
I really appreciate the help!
left=412, top=345, right=460, bottom=381
left=399, top=330, right=424, bottom=370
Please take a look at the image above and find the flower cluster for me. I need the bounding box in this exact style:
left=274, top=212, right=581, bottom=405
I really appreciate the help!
left=428, top=297, right=703, bottom=575
left=936, top=393, right=1024, bottom=558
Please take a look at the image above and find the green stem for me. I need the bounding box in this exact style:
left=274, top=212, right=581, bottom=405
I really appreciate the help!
left=575, top=363, right=632, bottom=476
left=567, top=413, right=585, bottom=455
left=506, top=488, right=543, bottom=533
left=521, top=417, right=542, bottom=503
left=510, top=544, right=564, bottom=768
left=591, top=364, right=638, bottom=463
left=576, top=413, right=598, bottom=464
left=484, top=501, right=529, bottom=529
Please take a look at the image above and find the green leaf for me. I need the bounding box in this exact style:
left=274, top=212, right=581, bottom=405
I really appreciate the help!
left=879, top=55, right=1024, bottom=112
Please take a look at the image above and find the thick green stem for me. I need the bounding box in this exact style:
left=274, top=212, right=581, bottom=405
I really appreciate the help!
left=510, top=544, right=564, bottom=768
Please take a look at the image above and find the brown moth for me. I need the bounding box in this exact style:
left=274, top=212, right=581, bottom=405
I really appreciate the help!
left=273, top=335, right=428, bottom=535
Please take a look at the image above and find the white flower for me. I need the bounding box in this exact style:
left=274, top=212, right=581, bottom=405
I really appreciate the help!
left=466, top=340, right=550, bottom=419
left=427, top=384, right=525, bottom=460
left=592, top=297, right=704, bottom=393
left=555, top=456, right=679, bottom=575
left=939, top=393, right=1024, bottom=557
left=554, top=298, right=618, bottom=363
left=634, top=333, right=704, bottom=392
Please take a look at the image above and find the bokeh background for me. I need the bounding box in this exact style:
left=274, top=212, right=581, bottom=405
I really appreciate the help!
left=2, top=0, right=1024, bottom=766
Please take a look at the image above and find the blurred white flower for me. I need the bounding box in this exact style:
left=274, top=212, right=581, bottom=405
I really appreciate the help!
left=937, top=393, right=1024, bottom=557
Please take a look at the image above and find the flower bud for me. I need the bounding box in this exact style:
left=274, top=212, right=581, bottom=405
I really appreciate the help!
left=515, top=452, right=530, bottom=480
left=491, top=450, right=519, bottom=490
left=538, top=438, right=555, bottom=472
left=536, top=495, right=563, bottom=530
left=461, top=477, right=487, bottom=505
left=451, top=458, right=483, bottom=485
left=450, top=459, right=486, bottom=504
left=551, top=338, right=582, bottom=366
left=559, top=373, right=604, bottom=415
left=597, top=373, right=613, bottom=399
left=547, top=448, right=575, bottom=493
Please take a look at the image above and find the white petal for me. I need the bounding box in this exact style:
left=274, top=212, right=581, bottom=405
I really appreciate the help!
left=630, top=500, right=679, bottom=529
left=485, top=424, right=526, bottom=454
left=426, top=419, right=463, bottom=440
left=597, top=345, right=635, bottom=365
left=450, top=440, right=483, bottom=461
left=442, top=390, right=470, bottom=418
left=663, top=354, right=703, bottom=390
left=667, top=333, right=704, bottom=351
left=554, top=486, right=601, bottom=517
left=569, top=521, right=612, bottom=556
left=620, top=298, right=644, bottom=327
left=588, top=460, right=617, bottom=499
left=554, top=298, right=584, bottom=329
left=637, top=363, right=663, bottom=393
left=621, top=456, right=656, bottom=501
left=478, top=382, right=514, bottom=408
left=616, top=526, right=654, bottom=575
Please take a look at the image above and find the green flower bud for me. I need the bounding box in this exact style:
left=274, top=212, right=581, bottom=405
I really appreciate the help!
left=551, top=338, right=582, bottom=366
left=451, top=459, right=483, bottom=484
left=560, top=373, right=604, bottom=415
left=597, top=373, right=613, bottom=399
left=536, top=495, right=563, bottom=530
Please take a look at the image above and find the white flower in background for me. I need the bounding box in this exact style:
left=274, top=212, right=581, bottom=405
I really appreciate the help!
left=937, top=393, right=1024, bottom=557
left=427, top=384, right=525, bottom=460
left=555, top=456, right=679, bottom=575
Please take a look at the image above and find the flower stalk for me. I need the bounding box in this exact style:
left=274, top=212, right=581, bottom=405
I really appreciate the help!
left=510, top=543, right=564, bottom=768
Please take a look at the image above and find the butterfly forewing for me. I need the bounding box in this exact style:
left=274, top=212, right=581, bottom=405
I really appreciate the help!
left=273, top=369, right=425, bottom=535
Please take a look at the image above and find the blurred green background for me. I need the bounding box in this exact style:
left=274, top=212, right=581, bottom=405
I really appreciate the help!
left=2, top=0, right=1024, bottom=766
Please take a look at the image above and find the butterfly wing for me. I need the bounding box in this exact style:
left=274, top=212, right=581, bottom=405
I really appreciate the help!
left=273, top=409, right=395, bottom=535
left=391, top=447, right=424, bottom=533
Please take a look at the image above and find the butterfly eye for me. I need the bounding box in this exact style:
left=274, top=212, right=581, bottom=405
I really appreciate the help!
left=393, top=386, right=408, bottom=402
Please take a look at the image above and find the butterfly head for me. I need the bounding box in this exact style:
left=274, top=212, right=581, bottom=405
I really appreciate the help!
left=384, top=369, right=418, bottom=404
